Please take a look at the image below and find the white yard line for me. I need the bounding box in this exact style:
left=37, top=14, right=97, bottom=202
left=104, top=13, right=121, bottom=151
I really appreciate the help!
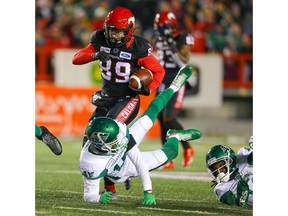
left=37, top=170, right=212, bottom=181
left=150, top=171, right=211, bottom=181
left=36, top=189, right=211, bottom=204
left=37, top=189, right=250, bottom=213
left=138, top=207, right=218, bottom=215
left=54, top=206, right=136, bottom=215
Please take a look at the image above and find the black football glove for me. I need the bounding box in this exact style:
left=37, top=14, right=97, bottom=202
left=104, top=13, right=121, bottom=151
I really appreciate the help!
left=92, top=51, right=110, bottom=62
left=90, top=92, right=102, bottom=106
left=129, top=81, right=150, bottom=96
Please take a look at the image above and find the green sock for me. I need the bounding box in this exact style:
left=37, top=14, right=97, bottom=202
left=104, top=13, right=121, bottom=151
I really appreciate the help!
left=161, top=137, right=179, bottom=161
left=143, top=88, right=174, bottom=123
left=35, top=125, right=42, bottom=138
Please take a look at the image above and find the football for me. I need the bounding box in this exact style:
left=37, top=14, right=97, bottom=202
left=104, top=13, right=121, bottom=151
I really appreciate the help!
left=129, top=68, right=153, bottom=89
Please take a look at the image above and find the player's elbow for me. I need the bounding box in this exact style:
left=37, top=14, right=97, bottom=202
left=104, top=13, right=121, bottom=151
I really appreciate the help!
left=72, top=57, right=80, bottom=65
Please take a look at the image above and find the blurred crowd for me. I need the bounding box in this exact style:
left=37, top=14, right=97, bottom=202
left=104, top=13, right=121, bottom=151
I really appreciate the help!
left=36, top=0, right=252, bottom=55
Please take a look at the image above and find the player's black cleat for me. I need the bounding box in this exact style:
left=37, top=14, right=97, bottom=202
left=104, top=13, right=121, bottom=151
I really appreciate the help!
left=125, top=177, right=132, bottom=190
left=36, top=126, right=63, bottom=155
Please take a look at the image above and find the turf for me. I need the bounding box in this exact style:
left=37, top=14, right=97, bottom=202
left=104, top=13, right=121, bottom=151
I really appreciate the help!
left=36, top=137, right=252, bottom=216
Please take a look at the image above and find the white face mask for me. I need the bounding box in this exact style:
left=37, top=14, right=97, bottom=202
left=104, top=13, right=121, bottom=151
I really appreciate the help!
left=215, top=172, right=230, bottom=183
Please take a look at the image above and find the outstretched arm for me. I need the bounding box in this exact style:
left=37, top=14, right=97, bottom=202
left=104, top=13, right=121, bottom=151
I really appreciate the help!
left=127, top=146, right=156, bottom=205
left=83, top=177, right=113, bottom=204
left=83, top=177, right=101, bottom=202
left=128, top=147, right=152, bottom=191
left=72, top=44, right=96, bottom=65
left=218, top=178, right=250, bottom=207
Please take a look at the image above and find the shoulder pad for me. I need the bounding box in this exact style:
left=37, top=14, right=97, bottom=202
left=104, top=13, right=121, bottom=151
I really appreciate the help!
left=90, top=30, right=105, bottom=43
left=175, top=33, right=194, bottom=48
left=133, top=36, right=153, bottom=58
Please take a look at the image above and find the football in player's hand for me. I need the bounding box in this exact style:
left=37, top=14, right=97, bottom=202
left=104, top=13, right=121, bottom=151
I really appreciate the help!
left=129, top=68, right=153, bottom=89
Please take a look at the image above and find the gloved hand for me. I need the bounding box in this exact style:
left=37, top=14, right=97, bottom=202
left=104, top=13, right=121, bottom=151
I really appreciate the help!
left=142, top=191, right=156, bottom=205
left=92, top=51, right=110, bottom=62
left=129, top=81, right=150, bottom=96
left=99, top=191, right=113, bottom=204
left=90, top=91, right=102, bottom=106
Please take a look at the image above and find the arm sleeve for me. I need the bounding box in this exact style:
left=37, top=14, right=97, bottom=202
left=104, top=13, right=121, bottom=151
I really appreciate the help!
left=72, top=43, right=97, bottom=65
left=138, top=55, right=165, bottom=93
left=172, top=33, right=193, bottom=67
left=171, top=53, right=186, bottom=68
left=219, top=190, right=239, bottom=206
left=127, top=146, right=152, bottom=191
left=83, top=177, right=101, bottom=203
left=218, top=178, right=250, bottom=207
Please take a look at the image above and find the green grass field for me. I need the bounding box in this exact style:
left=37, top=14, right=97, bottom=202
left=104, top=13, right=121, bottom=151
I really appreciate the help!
left=36, top=137, right=252, bottom=216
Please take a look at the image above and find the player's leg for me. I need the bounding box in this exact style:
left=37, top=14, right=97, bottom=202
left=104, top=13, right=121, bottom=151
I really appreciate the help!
left=101, top=177, right=118, bottom=200
left=144, top=65, right=193, bottom=124
left=161, top=129, right=201, bottom=163
left=155, top=86, right=169, bottom=147
left=159, top=95, right=178, bottom=169
left=161, top=119, right=195, bottom=169
left=129, top=65, right=193, bottom=146
left=141, top=128, right=201, bottom=170
left=106, top=96, right=140, bottom=125
left=163, top=117, right=194, bottom=167
left=157, top=109, right=168, bottom=146
left=35, top=125, right=62, bottom=155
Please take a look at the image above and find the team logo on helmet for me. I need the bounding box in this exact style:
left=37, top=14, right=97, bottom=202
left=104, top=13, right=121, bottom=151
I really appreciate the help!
left=220, top=145, right=231, bottom=155
left=128, top=16, right=135, bottom=25
left=90, top=132, right=110, bottom=143
left=167, top=12, right=176, bottom=20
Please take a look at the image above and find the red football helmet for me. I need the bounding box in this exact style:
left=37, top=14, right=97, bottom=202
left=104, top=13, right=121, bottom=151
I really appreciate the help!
left=154, top=11, right=179, bottom=38
left=104, top=7, right=135, bottom=47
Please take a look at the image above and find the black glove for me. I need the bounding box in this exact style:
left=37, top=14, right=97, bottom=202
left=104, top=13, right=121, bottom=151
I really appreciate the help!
left=92, top=51, right=110, bottom=62
left=90, top=91, right=102, bottom=106
left=129, top=81, right=150, bottom=96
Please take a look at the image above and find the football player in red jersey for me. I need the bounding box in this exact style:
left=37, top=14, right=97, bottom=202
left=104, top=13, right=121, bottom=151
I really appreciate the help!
left=72, top=7, right=165, bottom=199
left=153, top=11, right=195, bottom=169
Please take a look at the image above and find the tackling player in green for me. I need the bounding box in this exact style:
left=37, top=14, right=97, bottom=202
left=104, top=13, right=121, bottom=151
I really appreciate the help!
left=79, top=65, right=201, bottom=205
